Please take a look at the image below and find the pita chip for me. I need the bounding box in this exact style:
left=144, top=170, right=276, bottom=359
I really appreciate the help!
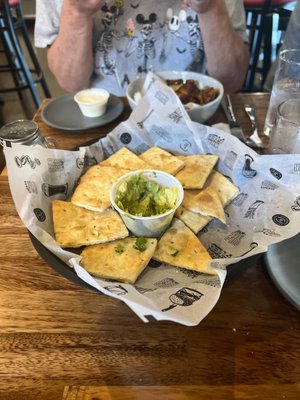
left=139, top=147, right=185, bottom=175
left=100, top=147, right=150, bottom=171
left=81, top=237, right=157, bottom=284
left=174, top=190, right=211, bottom=233
left=204, top=170, right=239, bottom=206
left=180, top=189, right=200, bottom=209
left=175, top=204, right=212, bottom=234
left=52, top=200, right=128, bottom=248
left=187, top=186, right=226, bottom=224
left=71, top=165, right=127, bottom=212
left=175, top=154, right=219, bottom=189
left=175, top=190, right=212, bottom=233
left=153, top=218, right=214, bottom=275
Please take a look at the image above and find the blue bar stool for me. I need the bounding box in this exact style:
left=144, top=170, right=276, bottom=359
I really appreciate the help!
left=243, top=0, right=294, bottom=92
left=243, top=0, right=273, bottom=91
left=0, top=0, right=51, bottom=108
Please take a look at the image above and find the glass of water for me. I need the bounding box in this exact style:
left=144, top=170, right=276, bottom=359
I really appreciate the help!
left=264, top=49, right=300, bottom=137
left=268, top=99, right=300, bottom=154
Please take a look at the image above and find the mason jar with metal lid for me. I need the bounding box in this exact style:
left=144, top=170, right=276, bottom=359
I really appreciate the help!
left=0, top=120, right=54, bottom=148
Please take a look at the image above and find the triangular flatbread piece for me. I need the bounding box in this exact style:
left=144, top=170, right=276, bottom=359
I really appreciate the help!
left=187, top=187, right=226, bottom=224
left=139, top=147, right=185, bottom=175
left=175, top=154, right=219, bottom=189
left=100, top=147, right=150, bottom=170
left=204, top=170, right=239, bottom=206
left=175, top=204, right=212, bottom=234
left=180, top=189, right=200, bottom=209
left=71, top=165, right=128, bottom=212
left=52, top=200, right=128, bottom=248
left=81, top=237, right=157, bottom=284
left=153, top=218, right=214, bottom=275
left=175, top=190, right=212, bottom=233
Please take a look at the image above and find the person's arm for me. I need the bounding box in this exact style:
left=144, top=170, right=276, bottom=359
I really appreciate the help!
left=183, top=0, right=249, bottom=93
left=47, top=0, right=104, bottom=93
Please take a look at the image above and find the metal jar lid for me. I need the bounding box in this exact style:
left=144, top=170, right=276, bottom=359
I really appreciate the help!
left=0, top=120, right=39, bottom=144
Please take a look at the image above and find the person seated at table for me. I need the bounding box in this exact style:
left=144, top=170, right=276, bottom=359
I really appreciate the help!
left=34, top=0, right=249, bottom=96
left=264, top=0, right=300, bottom=91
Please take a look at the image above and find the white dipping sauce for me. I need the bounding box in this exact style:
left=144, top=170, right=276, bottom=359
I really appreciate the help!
left=74, top=88, right=110, bottom=118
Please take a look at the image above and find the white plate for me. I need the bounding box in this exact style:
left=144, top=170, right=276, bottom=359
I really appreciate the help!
left=265, top=233, right=300, bottom=310
left=41, top=93, right=124, bottom=131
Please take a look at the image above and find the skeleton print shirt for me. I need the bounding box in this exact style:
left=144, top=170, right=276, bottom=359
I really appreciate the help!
left=35, top=0, right=247, bottom=96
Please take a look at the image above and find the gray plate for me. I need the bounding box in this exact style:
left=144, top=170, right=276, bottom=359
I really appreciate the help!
left=265, top=233, right=300, bottom=310
left=41, top=93, right=124, bottom=131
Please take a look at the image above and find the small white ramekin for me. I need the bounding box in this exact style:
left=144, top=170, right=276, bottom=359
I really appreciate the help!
left=74, top=88, right=110, bottom=118
left=110, top=169, right=184, bottom=237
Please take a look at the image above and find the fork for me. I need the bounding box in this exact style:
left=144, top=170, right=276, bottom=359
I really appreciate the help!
left=221, top=95, right=247, bottom=143
left=244, top=104, right=264, bottom=148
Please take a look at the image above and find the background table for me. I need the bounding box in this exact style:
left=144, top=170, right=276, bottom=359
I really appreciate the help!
left=0, top=93, right=299, bottom=400
left=33, top=93, right=270, bottom=151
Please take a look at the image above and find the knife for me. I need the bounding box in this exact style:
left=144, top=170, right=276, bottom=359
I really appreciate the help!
left=221, top=94, right=247, bottom=143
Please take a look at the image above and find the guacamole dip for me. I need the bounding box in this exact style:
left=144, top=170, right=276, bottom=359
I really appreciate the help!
left=115, top=173, right=178, bottom=217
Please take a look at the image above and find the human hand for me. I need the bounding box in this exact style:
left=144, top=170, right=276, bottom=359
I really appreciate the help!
left=67, top=0, right=105, bottom=17
left=181, top=0, right=212, bottom=14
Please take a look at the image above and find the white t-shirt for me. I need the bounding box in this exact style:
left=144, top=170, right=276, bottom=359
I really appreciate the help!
left=35, top=0, right=248, bottom=95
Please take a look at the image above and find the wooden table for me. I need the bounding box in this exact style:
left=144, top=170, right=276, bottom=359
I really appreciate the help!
left=32, top=93, right=270, bottom=151
left=1, top=93, right=299, bottom=400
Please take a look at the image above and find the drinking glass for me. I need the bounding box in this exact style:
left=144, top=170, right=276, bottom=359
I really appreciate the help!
left=264, top=49, right=300, bottom=137
left=268, top=98, right=300, bottom=154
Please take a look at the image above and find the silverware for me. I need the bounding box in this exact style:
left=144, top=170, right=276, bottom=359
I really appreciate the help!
left=244, top=104, right=264, bottom=148
left=221, top=94, right=247, bottom=143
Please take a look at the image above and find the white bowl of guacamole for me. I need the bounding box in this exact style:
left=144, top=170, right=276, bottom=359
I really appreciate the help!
left=110, top=170, right=184, bottom=237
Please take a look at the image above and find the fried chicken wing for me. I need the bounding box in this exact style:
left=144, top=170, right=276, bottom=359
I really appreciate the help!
left=166, top=79, right=219, bottom=106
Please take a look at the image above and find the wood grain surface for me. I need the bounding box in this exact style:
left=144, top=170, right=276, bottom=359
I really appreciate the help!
left=0, top=94, right=299, bottom=400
